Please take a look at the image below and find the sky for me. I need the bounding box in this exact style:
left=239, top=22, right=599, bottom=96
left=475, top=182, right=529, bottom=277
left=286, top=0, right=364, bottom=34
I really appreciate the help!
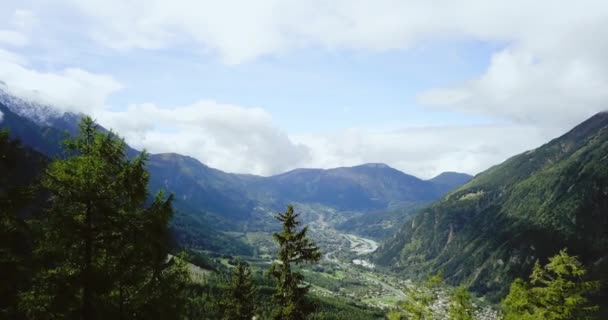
left=1, top=0, right=608, bottom=178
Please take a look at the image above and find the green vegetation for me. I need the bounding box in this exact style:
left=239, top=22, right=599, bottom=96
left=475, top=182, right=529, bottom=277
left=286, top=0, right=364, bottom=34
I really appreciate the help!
left=269, top=205, right=322, bottom=320
left=502, top=249, right=600, bottom=320
left=221, top=260, right=257, bottom=320
left=386, top=272, right=479, bottom=320
left=390, top=272, right=444, bottom=320
left=449, top=286, right=474, bottom=320
left=375, top=112, right=608, bottom=304
left=182, top=266, right=384, bottom=320
left=15, top=118, right=190, bottom=319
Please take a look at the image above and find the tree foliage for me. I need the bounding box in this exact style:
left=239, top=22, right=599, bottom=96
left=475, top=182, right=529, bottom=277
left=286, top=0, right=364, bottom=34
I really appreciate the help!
left=17, top=118, right=189, bottom=319
left=448, top=286, right=474, bottom=320
left=222, top=259, right=257, bottom=320
left=502, top=249, right=600, bottom=320
left=397, top=272, right=444, bottom=320
left=388, top=272, right=478, bottom=320
left=268, top=205, right=321, bottom=320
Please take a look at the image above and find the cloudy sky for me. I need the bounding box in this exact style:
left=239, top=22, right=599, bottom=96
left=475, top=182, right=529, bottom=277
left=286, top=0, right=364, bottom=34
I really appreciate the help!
left=1, top=0, right=607, bottom=178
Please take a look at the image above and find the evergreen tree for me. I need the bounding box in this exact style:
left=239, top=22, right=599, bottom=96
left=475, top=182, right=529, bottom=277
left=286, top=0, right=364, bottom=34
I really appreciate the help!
left=448, top=286, right=474, bottom=320
left=222, top=260, right=257, bottom=320
left=19, top=117, right=189, bottom=319
left=268, top=205, right=321, bottom=320
left=502, top=249, right=600, bottom=320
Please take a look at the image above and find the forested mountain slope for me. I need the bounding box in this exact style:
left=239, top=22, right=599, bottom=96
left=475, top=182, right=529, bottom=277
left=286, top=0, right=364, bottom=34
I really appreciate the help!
left=374, top=112, right=608, bottom=300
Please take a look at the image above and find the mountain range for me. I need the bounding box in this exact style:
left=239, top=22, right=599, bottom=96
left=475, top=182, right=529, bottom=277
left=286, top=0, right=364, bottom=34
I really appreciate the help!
left=0, top=87, right=471, bottom=254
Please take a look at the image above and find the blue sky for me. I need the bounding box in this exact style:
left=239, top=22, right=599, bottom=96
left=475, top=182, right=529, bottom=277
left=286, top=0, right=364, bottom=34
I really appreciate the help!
left=1, top=1, right=607, bottom=177
left=25, top=37, right=499, bottom=132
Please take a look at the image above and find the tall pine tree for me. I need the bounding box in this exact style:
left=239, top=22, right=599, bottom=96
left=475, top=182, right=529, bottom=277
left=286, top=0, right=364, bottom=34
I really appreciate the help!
left=268, top=205, right=321, bottom=320
left=19, top=117, right=189, bottom=319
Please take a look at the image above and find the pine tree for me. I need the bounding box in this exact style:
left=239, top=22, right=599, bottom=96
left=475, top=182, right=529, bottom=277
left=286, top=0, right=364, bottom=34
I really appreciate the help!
left=222, top=259, right=257, bottom=320
left=19, top=117, right=189, bottom=319
left=448, top=286, right=474, bottom=320
left=268, top=205, right=321, bottom=320
left=502, top=249, right=600, bottom=320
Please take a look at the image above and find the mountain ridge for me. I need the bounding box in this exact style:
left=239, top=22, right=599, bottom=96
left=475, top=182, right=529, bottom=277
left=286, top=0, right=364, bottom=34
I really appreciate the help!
left=0, top=87, right=468, bottom=205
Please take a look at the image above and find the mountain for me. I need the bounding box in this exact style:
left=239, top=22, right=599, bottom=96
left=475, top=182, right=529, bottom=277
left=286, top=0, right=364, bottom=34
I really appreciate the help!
left=374, top=112, right=608, bottom=301
left=428, top=172, right=473, bottom=193
left=0, top=87, right=471, bottom=253
left=251, top=163, right=448, bottom=211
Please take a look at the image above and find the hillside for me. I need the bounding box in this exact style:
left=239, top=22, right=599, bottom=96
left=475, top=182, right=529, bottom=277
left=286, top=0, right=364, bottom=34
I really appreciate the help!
left=374, top=112, right=608, bottom=300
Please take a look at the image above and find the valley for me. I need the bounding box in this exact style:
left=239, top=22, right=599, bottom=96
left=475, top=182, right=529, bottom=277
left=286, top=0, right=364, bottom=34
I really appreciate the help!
left=205, top=207, right=407, bottom=308
left=212, top=208, right=502, bottom=319
left=1, top=85, right=606, bottom=319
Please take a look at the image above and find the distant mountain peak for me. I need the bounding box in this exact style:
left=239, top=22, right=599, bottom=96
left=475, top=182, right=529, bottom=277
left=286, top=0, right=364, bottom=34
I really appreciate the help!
left=0, top=86, right=62, bottom=126
left=429, top=171, right=473, bottom=181
left=427, top=172, right=473, bottom=194
left=357, top=163, right=391, bottom=169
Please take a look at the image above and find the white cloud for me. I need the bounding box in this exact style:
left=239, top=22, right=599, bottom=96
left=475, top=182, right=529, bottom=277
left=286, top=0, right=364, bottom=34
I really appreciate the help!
left=0, top=110, right=3, bottom=123
left=43, top=0, right=608, bottom=124
left=294, top=124, right=554, bottom=179
left=418, top=48, right=608, bottom=129
left=100, top=101, right=547, bottom=178
left=97, top=101, right=311, bottom=175
left=95, top=102, right=565, bottom=178
left=0, top=50, right=123, bottom=115
left=46, top=1, right=607, bottom=63
left=0, top=48, right=27, bottom=65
